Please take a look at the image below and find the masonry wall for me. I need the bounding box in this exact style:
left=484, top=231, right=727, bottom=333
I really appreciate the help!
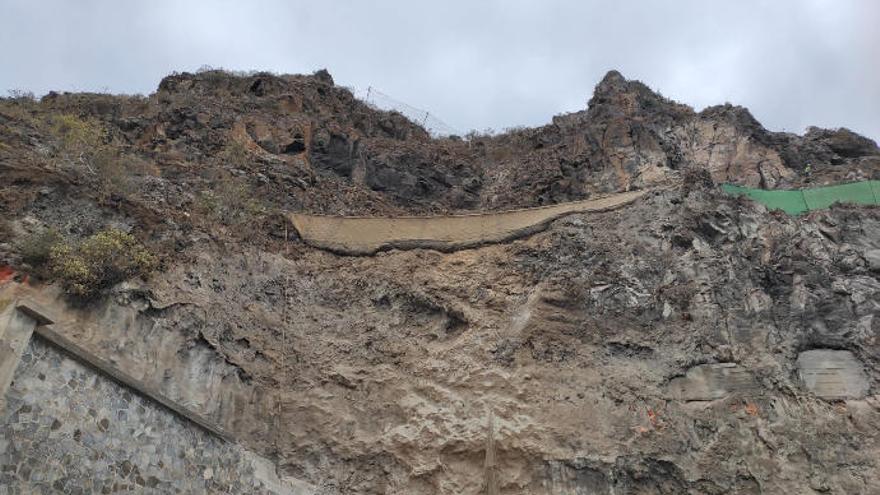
left=0, top=336, right=280, bottom=494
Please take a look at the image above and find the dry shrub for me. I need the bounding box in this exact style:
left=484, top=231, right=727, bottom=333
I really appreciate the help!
left=50, top=113, right=107, bottom=172
left=220, top=140, right=250, bottom=169
left=93, top=150, right=156, bottom=200
left=0, top=91, right=39, bottom=125
left=49, top=114, right=152, bottom=200
left=681, top=167, right=714, bottom=195
left=93, top=148, right=130, bottom=199
left=196, top=175, right=265, bottom=227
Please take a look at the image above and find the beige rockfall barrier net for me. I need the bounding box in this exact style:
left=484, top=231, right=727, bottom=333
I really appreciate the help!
left=288, top=189, right=647, bottom=255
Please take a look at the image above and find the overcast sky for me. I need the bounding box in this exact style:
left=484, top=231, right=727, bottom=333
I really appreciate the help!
left=2, top=0, right=877, bottom=141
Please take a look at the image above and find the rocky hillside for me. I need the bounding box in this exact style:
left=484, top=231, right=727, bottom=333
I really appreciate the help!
left=1, top=70, right=880, bottom=494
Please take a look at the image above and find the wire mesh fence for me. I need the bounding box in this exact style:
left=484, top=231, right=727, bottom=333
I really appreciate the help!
left=350, top=85, right=461, bottom=138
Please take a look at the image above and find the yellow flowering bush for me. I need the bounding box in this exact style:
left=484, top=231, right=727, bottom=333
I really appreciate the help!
left=48, top=229, right=157, bottom=298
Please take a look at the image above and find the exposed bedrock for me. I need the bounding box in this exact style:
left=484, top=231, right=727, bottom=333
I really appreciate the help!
left=1, top=68, right=880, bottom=493
left=5, top=189, right=870, bottom=493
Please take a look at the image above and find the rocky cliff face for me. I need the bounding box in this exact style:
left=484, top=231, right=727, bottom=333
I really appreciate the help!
left=134, top=188, right=879, bottom=494
left=1, top=70, right=880, bottom=494
left=3, top=69, right=877, bottom=219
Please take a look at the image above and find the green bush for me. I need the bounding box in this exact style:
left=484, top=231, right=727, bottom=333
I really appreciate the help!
left=48, top=229, right=157, bottom=298
left=18, top=228, right=64, bottom=267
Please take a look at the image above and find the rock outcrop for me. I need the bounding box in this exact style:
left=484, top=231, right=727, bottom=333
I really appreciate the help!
left=1, top=69, right=879, bottom=494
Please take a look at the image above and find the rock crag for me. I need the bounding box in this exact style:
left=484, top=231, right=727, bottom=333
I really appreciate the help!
left=1, top=69, right=879, bottom=494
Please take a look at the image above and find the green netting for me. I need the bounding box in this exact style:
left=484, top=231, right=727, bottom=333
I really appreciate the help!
left=720, top=184, right=808, bottom=215
left=721, top=180, right=879, bottom=215
left=803, top=181, right=877, bottom=210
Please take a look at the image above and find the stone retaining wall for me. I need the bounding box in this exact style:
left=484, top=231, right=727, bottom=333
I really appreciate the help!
left=0, top=283, right=312, bottom=494
left=0, top=337, right=284, bottom=494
